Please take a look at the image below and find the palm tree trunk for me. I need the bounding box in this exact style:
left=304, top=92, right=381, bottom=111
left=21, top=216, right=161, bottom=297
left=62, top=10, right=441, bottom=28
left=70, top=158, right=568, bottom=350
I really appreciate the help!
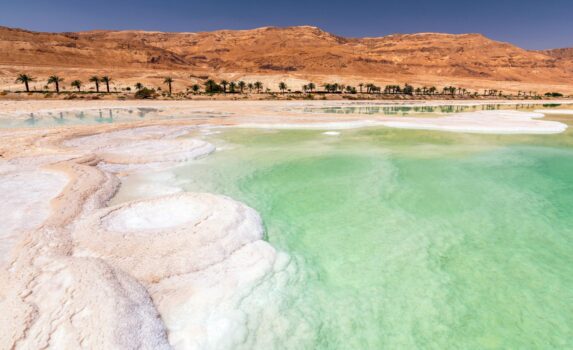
left=106, top=83, right=110, bottom=93
left=55, top=82, right=59, bottom=93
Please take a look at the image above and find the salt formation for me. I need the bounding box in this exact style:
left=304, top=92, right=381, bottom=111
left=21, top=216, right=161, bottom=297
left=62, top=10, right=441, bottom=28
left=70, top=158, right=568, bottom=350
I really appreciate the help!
left=380, top=110, right=568, bottom=134
left=0, top=168, right=68, bottom=264
left=73, top=193, right=281, bottom=349
left=535, top=109, right=573, bottom=115
left=1, top=256, right=171, bottom=349
left=238, top=110, right=568, bottom=134
left=98, top=138, right=215, bottom=172
left=64, top=125, right=215, bottom=172
left=0, top=123, right=287, bottom=350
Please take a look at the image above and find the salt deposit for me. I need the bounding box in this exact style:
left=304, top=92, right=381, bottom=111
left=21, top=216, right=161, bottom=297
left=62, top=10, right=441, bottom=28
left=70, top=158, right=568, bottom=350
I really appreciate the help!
left=64, top=126, right=215, bottom=173
left=72, top=193, right=282, bottom=349
left=237, top=110, right=568, bottom=134
left=534, top=109, right=573, bottom=115
left=0, top=169, right=68, bottom=264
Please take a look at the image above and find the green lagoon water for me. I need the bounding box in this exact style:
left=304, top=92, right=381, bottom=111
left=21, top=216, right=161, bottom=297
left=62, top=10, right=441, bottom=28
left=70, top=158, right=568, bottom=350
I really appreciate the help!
left=119, top=108, right=573, bottom=349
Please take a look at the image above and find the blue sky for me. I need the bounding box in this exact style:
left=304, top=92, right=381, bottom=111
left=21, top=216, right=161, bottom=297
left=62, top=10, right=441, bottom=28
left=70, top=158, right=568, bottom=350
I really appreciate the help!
left=1, top=0, right=571, bottom=49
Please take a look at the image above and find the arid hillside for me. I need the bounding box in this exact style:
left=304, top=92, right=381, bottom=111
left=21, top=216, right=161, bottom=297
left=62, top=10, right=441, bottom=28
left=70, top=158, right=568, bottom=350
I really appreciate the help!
left=1, top=25, right=572, bottom=93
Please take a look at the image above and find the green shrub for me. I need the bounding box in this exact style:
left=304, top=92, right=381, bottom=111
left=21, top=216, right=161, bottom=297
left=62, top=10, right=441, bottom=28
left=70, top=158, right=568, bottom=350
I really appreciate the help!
left=135, top=88, right=157, bottom=99
left=544, top=92, right=564, bottom=97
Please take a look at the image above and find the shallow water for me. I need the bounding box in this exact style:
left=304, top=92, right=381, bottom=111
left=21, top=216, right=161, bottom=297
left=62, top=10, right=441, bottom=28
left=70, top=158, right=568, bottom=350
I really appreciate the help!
left=0, top=108, right=189, bottom=128
left=114, top=108, right=573, bottom=348
left=300, top=102, right=569, bottom=117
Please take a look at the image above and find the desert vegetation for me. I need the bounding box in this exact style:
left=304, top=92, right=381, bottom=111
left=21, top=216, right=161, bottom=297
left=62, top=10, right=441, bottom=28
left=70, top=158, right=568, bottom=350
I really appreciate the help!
left=8, top=73, right=568, bottom=100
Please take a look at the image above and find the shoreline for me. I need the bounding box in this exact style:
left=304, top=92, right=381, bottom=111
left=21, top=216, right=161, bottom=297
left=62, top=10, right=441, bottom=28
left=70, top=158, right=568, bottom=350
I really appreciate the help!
left=0, top=99, right=570, bottom=135
left=0, top=100, right=571, bottom=347
left=0, top=122, right=282, bottom=348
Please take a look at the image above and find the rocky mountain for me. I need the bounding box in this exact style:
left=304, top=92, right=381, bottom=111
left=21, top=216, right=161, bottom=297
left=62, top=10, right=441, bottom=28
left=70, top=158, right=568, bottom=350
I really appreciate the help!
left=1, top=25, right=572, bottom=93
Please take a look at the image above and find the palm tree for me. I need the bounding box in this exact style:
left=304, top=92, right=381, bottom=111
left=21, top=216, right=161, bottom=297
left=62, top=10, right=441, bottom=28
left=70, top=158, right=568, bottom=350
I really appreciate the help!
left=302, top=84, right=308, bottom=93
left=308, top=82, right=316, bottom=92
left=366, top=83, right=375, bottom=94
left=191, top=84, right=200, bottom=93
left=204, top=79, right=220, bottom=93
left=358, top=83, right=364, bottom=94
left=71, top=80, right=82, bottom=92
left=101, top=76, right=112, bottom=93
left=47, top=75, right=64, bottom=93
left=220, top=80, right=229, bottom=93
left=238, top=81, right=246, bottom=93
left=164, top=77, right=174, bottom=95
left=229, top=81, right=237, bottom=93
left=278, top=82, right=287, bottom=94
left=15, top=74, right=34, bottom=92
left=247, top=83, right=254, bottom=93
left=135, top=82, right=144, bottom=91
left=254, top=81, right=263, bottom=93
left=89, top=76, right=100, bottom=92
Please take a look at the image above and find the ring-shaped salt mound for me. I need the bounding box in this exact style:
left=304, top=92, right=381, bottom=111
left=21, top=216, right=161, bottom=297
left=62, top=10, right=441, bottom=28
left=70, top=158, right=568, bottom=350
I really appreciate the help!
left=73, top=193, right=266, bottom=282
left=102, top=195, right=210, bottom=232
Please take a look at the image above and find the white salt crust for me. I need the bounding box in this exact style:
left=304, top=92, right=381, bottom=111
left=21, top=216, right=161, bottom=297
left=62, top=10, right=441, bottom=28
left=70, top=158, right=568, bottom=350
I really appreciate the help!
left=72, top=193, right=284, bottom=349
left=237, top=110, right=568, bottom=134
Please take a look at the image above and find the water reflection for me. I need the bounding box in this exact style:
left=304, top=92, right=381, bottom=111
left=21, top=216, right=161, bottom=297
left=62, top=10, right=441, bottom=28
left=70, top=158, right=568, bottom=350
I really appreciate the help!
left=0, top=108, right=164, bottom=128
left=303, top=104, right=550, bottom=116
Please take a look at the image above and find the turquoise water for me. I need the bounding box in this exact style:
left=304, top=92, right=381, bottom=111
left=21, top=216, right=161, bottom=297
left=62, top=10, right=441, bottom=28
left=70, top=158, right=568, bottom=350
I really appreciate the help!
left=102, top=106, right=573, bottom=348
left=167, top=114, right=573, bottom=349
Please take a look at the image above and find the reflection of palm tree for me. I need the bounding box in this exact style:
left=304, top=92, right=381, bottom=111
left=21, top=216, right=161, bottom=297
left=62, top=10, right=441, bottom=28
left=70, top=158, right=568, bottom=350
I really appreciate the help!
left=15, top=74, right=34, bottom=92
left=101, top=76, right=112, bottom=93
left=89, top=76, right=100, bottom=92
left=164, top=77, right=174, bottom=95
left=47, top=75, right=64, bottom=93
left=71, top=80, right=82, bottom=91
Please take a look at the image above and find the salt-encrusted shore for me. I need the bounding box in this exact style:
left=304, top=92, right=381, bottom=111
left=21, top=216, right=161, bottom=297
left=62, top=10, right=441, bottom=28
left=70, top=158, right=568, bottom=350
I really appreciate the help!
left=0, top=121, right=286, bottom=349
left=0, top=100, right=570, bottom=349
left=0, top=100, right=569, bottom=134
